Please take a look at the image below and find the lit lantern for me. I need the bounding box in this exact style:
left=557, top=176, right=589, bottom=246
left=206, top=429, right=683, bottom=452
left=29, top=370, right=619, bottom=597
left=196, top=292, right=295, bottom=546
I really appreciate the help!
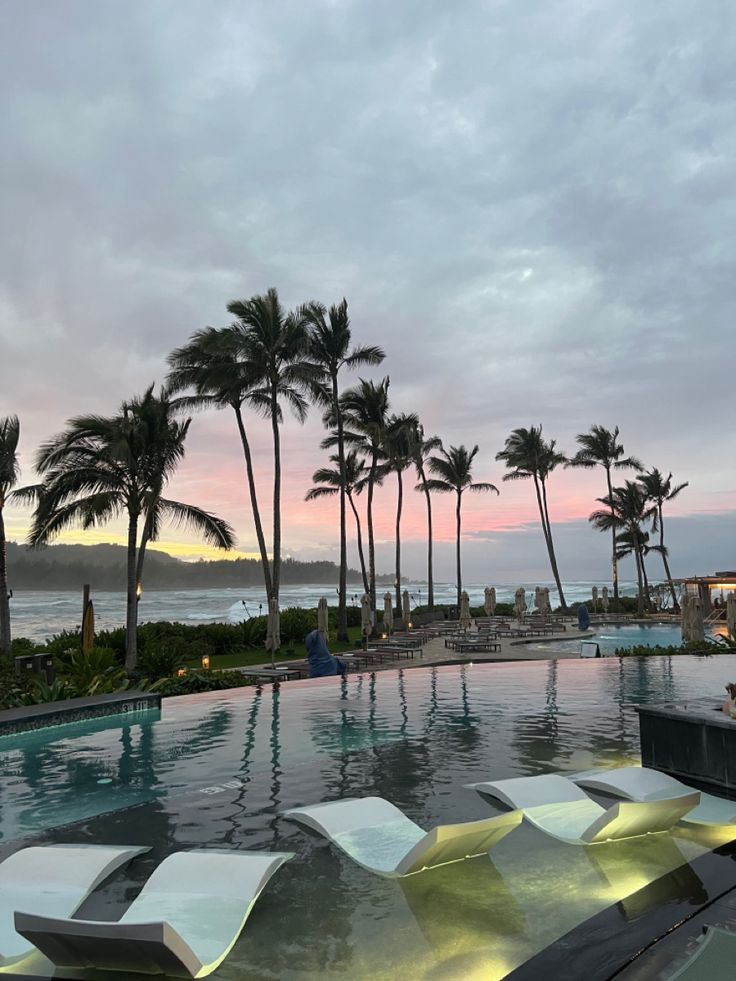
left=201, top=654, right=211, bottom=670
left=176, top=668, right=187, bottom=677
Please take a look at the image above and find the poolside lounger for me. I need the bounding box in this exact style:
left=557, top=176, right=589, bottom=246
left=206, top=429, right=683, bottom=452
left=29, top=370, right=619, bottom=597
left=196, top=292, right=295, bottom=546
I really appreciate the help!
left=282, top=796, right=523, bottom=877
left=464, top=774, right=699, bottom=845
left=15, top=849, right=293, bottom=979
left=665, top=925, right=736, bottom=980
left=572, top=765, right=736, bottom=829
left=1, top=843, right=149, bottom=968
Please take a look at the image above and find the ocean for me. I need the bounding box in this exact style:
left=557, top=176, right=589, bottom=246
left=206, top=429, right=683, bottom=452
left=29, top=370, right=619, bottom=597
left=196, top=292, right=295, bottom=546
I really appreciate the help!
left=9, top=581, right=643, bottom=642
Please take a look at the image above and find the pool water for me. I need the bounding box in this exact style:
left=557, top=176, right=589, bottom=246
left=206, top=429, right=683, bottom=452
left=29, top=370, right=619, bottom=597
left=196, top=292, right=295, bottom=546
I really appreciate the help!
left=1, top=657, right=735, bottom=980
left=528, top=621, right=725, bottom=656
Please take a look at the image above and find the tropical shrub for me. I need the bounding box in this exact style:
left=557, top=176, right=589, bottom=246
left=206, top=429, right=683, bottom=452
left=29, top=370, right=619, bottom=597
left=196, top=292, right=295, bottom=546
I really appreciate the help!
left=280, top=607, right=317, bottom=644
left=615, top=641, right=725, bottom=657
left=153, top=670, right=252, bottom=698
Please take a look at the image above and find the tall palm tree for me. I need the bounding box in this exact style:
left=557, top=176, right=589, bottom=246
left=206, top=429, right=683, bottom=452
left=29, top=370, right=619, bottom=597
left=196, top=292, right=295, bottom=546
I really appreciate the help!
left=590, top=481, right=653, bottom=615
left=227, top=288, right=319, bottom=602
left=410, top=424, right=442, bottom=610
left=382, top=412, right=420, bottom=612
left=340, top=377, right=391, bottom=618
left=303, top=299, right=385, bottom=640
left=637, top=468, right=688, bottom=609
left=496, top=426, right=569, bottom=609
left=167, top=326, right=273, bottom=597
left=0, top=416, right=21, bottom=656
left=567, top=426, right=642, bottom=610
left=305, top=450, right=370, bottom=594
left=28, top=387, right=235, bottom=670
left=615, top=527, right=660, bottom=610
left=425, top=445, right=499, bottom=607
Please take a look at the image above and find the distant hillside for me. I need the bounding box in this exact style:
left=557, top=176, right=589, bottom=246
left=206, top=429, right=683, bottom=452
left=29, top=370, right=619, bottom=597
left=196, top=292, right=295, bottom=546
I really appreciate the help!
left=5, top=542, right=390, bottom=590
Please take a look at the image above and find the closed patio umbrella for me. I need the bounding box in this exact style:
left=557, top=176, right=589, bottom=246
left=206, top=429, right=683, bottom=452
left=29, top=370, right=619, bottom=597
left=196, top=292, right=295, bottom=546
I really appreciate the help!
left=265, top=598, right=280, bottom=668
left=728, top=593, right=736, bottom=639
left=601, top=586, right=609, bottom=613
left=82, top=600, right=95, bottom=654
left=539, top=587, right=551, bottom=615
left=690, top=594, right=705, bottom=644
left=488, top=587, right=496, bottom=616
left=459, top=591, right=472, bottom=631
left=681, top=594, right=691, bottom=642
left=484, top=587, right=494, bottom=617
left=513, top=587, right=527, bottom=621
left=402, top=589, right=411, bottom=628
left=317, top=597, right=329, bottom=639
left=592, top=586, right=598, bottom=613
left=361, top=594, right=372, bottom=639
left=383, top=592, right=394, bottom=635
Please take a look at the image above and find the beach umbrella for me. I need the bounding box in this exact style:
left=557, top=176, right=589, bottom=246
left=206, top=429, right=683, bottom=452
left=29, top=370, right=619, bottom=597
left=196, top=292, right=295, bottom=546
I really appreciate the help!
left=534, top=586, right=542, bottom=612
left=601, top=586, right=609, bottom=613
left=592, top=586, right=598, bottom=613
left=459, top=590, right=472, bottom=631
left=265, top=598, right=280, bottom=668
left=82, top=600, right=95, bottom=654
left=728, top=593, right=736, bottom=639
left=513, top=587, right=527, bottom=621
left=402, top=589, right=411, bottom=627
left=317, top=597, right=329, bottom=639
left=681, top=594, right=691, bottom=643
left=690, top=593, right=705, bottom=644
left=484, top=587, right=495, bottom=617
left=383, top=592, right=394, bottom=635
left=361, top=594, right=372, bottom=638
left=539, top=587, right=551, bottom=615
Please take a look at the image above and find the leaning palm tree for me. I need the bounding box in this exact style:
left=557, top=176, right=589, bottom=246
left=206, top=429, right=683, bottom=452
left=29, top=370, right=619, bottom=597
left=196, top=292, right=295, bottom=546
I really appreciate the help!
left=615, top=527, right=661, bottom=611
left=339, top=377, right=391, bottom=617
left=227, top=289, right=319, bottom=602
left=167, top=326, right=273, bottom=598
left=496, top=426, right=569, bottom=609
left=303, top=298, right=385, bottom=640
left=410, top=423, right=443, bottom=610
left=637, top=468, right=688, bottom=609
left=567, top=426, right=643, bottom=610
left=305, top=450, right=370, bottom=595
left=382, top=412, right=420, bottom=612
left=425, top=445, right=499, bottom=607
left=28, top=387, right=235, bottom=670
left=590, top=481, right=654, bottom=615
left=0, top=416, right=21, bottom=656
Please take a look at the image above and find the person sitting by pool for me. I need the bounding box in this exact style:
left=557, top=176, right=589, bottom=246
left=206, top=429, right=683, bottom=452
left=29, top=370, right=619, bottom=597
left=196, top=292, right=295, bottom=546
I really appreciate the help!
left=305, top=629, right=347, bottom=678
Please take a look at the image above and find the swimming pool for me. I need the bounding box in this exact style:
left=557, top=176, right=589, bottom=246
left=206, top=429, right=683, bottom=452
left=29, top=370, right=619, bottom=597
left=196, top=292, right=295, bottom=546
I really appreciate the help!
left=527, top=621, right=725, bottom=656
left=2, top=657, right=735, bottom=980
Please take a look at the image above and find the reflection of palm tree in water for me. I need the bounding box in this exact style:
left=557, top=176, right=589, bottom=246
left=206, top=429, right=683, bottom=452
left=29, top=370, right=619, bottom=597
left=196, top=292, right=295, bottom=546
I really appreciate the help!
left=220, top=686, right=263, bottom=846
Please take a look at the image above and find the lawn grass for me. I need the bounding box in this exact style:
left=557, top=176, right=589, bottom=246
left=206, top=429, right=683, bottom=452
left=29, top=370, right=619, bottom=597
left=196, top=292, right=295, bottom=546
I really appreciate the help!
left=183, top=625, right=367, bottom=671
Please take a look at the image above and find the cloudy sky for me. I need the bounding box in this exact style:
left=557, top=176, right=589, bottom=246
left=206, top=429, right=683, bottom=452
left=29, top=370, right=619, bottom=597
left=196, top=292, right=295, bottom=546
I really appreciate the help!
left=2, top=0, right=735, bottom=583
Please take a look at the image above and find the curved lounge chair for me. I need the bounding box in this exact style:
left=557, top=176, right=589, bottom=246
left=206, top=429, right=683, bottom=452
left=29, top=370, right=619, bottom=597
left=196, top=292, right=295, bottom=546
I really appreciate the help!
left=14, top=850, right=293, bottom=979
left=572, top=765, right=736, bottom=829
left=464, top=774, right=699, bottom=845
left=282, top=796, right=523, bottom=877
left=0, top=844, right=149, bottom=968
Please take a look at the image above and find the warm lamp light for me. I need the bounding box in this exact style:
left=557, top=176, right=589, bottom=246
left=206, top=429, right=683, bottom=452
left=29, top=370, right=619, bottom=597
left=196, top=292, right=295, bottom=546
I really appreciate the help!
left=136, top=583, right=142, bottom=602
left=176, top=668, right=187, bottom=677
left=201, top=654, right=211, bottom=670
left=381, top=632, right=387, bottom=640
left=407, top=621, right=413, bottom=630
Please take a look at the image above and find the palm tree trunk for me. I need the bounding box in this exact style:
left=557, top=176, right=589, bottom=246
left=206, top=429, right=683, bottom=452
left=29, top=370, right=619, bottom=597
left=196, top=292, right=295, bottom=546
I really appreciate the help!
left=135, top=510, right=153, bottom=590
left=640, top=546, right=653, bottom=610
left=606, top=466, right=619, bottom=611
left=658, top=507, right=679, bottom=609
left=333, top=375, right=349, bottom=642
left=455, top=491, right=462, bottom=608
left=422, top=475, right=434, bottom=609
left=538, top=478, right=568, bottom=610
left=631, top=537, right=645, bottom=615
left=234, top=406, right=272, bottom=599
left=394, top=468, right=403, bottom=613
left=347, top=490, right=369, bottom=595
left=0, top=506, right=11, bottom=657
left=124, top=511, right=139, bottom=672
left=367, top=450, right=378, bottom=622
left=270, top=390, right=281, bottom=602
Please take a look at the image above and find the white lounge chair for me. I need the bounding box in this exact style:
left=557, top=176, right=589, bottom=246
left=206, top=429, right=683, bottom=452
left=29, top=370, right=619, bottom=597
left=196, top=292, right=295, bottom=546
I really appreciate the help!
left=15, top=849, right=293, bottom=979
left=282, top=796, right=522, bottom=877
left=572, top=765, right=736, bottom=829
left=0, top=843, right=149, bottom=968
left=464, top=774, right=699, bottom=845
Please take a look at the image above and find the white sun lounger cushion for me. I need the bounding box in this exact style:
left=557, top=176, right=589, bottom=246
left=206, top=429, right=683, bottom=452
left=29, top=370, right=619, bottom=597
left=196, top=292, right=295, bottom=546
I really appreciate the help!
left=282, top=796, right=522, bottom=876
left=572, top=765, right=736, bottom=828
left=0, top=843, right=149, bottom=968
left=465, top=774, right=699, bottom=845
left=15, top=850, right=293, bottom=979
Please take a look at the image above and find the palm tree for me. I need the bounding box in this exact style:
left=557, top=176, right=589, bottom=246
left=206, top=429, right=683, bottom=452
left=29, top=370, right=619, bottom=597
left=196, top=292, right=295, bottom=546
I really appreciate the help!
left=615, top=527, right=660, bottom=610
left=28, top=387, right=235, bottom=670
left=167, top=326, right=273, bottom=597
left=382, top=412, right=420, bottom=612
left=425, top=445, right=499, bottom=607
left=567, top=426, right=643, bottom=610
left=590, top=481, right=653, bottom=615
left=305, top=450, right=370, bottom=594
left=340, top=377, right=391, bottom=618
left=227, top=288, right=319, bottom=602
left=303, top=299, right=385, bottom=640
left=637, top=468, right=688, bottom=609
left=0, top=416, right=21, bottom=656
left=410, top=424, right=442, bottom=610
left=496, top=426, right=569, bottom=609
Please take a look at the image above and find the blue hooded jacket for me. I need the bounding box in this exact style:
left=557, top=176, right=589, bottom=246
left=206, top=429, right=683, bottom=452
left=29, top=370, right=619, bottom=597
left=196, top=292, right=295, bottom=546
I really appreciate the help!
left=305, top=630, right=346, bottom=678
